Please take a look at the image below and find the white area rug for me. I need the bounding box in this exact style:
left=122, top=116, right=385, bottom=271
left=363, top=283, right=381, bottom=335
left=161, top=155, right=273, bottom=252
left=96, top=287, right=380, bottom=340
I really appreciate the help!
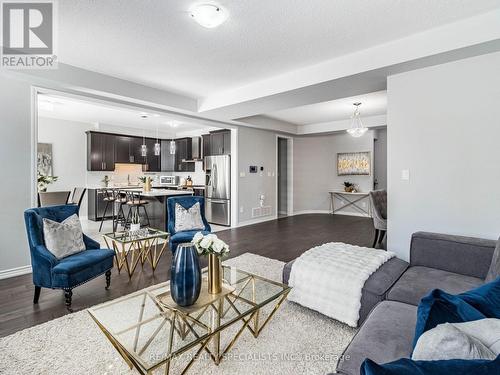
left=0, top=253, right=357, bottom=375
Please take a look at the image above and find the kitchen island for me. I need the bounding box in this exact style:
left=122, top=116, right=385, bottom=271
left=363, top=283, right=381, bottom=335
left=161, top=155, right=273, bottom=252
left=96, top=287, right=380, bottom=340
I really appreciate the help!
left=87, top=187, right=193, bottom=231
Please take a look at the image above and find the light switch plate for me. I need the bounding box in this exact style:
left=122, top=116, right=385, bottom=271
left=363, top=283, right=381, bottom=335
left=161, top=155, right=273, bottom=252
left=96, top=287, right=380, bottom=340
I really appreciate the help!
left=401, top=169, right=410, bottom=181
left=240, top=172, right=246, bottom=177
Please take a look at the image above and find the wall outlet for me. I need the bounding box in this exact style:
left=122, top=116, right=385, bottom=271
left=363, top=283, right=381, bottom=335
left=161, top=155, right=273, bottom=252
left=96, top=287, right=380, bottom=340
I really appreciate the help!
left=239, top=206, right=244, bottom=213
left=240, top=172, right=246, bottom=177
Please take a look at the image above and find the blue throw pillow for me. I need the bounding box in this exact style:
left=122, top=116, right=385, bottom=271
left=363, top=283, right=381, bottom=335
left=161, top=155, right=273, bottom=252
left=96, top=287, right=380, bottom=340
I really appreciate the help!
left=413, top=278, right=500, bottom=348
left=459, top=277, right=500, bottom=318
left=360, top=357, right=500, bottom=375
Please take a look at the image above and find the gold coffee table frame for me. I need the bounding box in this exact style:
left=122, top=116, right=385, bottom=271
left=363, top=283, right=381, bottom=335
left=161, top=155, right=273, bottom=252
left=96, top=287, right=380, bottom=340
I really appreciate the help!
left=88, top=265, right=291, bottom=374
left=103, top=228, right=169, bottom=278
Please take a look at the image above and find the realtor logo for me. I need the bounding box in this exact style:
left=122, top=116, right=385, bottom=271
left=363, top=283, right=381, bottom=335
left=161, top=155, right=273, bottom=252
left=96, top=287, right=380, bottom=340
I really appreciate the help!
left=1, top=0, right=57, bottom=69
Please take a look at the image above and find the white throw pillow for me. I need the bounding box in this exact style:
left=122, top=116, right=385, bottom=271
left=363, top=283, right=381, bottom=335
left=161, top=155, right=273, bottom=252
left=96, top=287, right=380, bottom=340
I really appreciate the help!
left=412, top=319, right=500, bottom=361
left=43, top=214, right=86, bottom=259
left=174, top=202, right=205, bottom=232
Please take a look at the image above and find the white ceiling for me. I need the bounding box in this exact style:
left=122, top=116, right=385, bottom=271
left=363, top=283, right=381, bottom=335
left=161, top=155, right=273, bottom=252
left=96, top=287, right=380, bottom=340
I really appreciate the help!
left=58, top=0, right=500, bottom=99
left=263, top=91, right=387, bottom=126
left=37, top=94, right=215, bottom=134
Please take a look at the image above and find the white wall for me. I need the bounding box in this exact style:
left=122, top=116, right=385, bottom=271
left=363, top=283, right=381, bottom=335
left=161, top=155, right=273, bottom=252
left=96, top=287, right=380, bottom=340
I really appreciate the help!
left=293, top=131, right=375, bottom=215
left=38, top=117, right=91, bottom=216
left=374, top=128, right=387, bottom=190
left=0, top=73, right=32, bottom=276
left=387, top=51, right=500, bottom=261
left=237, top=127, right=277, bottom=223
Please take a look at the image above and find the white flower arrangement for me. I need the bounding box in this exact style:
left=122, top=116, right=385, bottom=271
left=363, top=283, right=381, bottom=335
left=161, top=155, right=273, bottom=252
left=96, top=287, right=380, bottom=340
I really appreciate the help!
left=192, top=232, right=230, bottom=256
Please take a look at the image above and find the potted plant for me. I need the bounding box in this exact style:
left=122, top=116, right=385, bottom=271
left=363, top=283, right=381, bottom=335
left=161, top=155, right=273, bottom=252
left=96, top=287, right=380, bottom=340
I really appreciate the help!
left=130, top=210, right=141, bottom=232
left=138, top=176, right=152, bottom=191
left=192, top=232, right=230, bottom=294
left=102, top=175, right=110, bottom=187
left=343, top=181, right=356, bottom=193
left=37, top=172, right=58, bottom=192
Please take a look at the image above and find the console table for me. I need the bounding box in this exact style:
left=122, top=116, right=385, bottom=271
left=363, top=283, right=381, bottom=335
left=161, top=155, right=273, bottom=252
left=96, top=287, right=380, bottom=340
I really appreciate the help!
left=329, top=191, right=371, bottom=217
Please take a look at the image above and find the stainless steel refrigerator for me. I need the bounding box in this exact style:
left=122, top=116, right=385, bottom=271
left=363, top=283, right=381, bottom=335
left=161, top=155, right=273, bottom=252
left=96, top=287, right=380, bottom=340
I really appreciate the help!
left=205, top=155, right=231, bottom=226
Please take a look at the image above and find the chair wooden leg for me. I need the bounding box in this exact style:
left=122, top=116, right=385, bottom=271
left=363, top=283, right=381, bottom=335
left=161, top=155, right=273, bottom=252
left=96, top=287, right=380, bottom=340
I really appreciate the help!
left=378, top=230, right=387, bottom=246
left=372, top=229, right=380, bottom=248
left=64, top=289, right=73, bottom=311
left=33, top=286, right=41, bottom=304
left=105, top=270, right=111, bottom=290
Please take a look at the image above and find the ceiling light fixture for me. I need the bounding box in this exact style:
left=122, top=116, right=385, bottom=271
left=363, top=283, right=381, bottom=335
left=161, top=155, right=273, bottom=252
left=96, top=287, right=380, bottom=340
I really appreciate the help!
left=169, top=140, right=176, bottom=155
left=141, top=115, right=148, bottom=157
left=346, top=102, right=368, bottom=138
left=190, top=3, right=228, bottom=28
left=154, top=124, right=161, bottom=156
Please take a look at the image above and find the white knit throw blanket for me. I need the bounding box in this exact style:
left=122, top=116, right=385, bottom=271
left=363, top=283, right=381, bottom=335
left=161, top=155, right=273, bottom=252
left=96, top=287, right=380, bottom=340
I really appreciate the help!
left=287, top=242, right=395, bottom=327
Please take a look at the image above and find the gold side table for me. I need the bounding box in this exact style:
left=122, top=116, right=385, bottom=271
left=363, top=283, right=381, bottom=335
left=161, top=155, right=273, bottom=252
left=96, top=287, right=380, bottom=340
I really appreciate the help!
left=103, top=228, right=169, bottom=278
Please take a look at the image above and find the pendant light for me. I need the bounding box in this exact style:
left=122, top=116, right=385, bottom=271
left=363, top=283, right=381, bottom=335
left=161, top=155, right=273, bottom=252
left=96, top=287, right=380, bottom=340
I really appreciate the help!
left=347, top=102, right=368, bottom=138
left=169, top=140, right=176, bottom=155
left=140, top=114, right=147, bottom=157
left=154, top=124, right=161, bottom=156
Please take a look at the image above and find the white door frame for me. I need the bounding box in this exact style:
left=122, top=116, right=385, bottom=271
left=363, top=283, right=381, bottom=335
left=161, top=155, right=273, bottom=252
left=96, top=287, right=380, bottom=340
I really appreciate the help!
left=275, top=135, right=293, bottom=216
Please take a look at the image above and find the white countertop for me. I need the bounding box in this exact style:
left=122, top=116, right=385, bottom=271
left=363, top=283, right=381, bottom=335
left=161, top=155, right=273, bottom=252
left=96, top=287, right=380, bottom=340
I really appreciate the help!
left=86, top=186, right=194, bottom=197
left=138, top=189, right=194, bottom=197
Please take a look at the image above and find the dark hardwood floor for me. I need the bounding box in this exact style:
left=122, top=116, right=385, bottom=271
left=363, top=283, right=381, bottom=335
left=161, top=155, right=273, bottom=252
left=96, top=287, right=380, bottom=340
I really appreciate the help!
left=0, top=214, right=374, bottom=338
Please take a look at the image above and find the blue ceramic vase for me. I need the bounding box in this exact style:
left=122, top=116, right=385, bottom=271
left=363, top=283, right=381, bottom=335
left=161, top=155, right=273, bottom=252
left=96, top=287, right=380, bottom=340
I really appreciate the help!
left=170, top=243, right=201, bottom=306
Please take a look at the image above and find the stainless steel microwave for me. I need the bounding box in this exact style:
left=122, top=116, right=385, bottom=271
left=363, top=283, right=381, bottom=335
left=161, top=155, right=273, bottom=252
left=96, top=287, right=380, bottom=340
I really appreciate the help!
left=159, top=175, right=179, bottom=186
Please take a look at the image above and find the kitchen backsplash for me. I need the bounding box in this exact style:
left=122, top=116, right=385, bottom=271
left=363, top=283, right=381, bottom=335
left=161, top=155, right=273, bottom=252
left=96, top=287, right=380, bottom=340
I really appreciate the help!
left=86, top=161, right=205, bottom=187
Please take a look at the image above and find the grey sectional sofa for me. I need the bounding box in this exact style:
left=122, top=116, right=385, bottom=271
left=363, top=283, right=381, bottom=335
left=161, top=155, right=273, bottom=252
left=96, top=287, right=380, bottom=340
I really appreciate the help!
left=282, top=231, right=497, bottom=375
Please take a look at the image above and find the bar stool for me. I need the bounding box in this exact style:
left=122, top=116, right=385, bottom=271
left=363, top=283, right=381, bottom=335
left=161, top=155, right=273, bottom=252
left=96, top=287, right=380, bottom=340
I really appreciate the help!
left=99, top=189, right=116, bottom=232
left=113, top=190, right=128, bottom=231
left=125, top=191, right=151, bottom=228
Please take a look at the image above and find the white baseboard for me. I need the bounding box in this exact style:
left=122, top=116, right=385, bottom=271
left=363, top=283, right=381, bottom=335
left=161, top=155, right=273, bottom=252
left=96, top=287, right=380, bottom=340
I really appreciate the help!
left=292, top=209, right=331, bottom=215
left=236, top=215, right=278, bottom=228
left=334, top=211, right=371, bottom=218
left=0, top=265, right=32, bottom=280
left=292, top=210, right=370, bottom=218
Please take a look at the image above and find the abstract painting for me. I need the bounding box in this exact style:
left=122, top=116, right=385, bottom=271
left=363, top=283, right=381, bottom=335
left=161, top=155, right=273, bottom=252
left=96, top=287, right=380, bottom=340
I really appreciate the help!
left=337, top=152, right=370, bottom=175
left=37, top=143, right=53, bottom=176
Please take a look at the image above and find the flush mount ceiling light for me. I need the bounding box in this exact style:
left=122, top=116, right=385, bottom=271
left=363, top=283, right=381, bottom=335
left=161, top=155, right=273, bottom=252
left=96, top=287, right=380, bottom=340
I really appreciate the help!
left=347, top=102, right=368, bottom=138
left=190, top=3, right=228, bottom=28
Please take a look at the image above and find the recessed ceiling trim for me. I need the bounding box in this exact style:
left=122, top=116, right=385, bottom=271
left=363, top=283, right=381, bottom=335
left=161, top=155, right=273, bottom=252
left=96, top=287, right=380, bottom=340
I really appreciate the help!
left=198, top=10, right=500, bottom=112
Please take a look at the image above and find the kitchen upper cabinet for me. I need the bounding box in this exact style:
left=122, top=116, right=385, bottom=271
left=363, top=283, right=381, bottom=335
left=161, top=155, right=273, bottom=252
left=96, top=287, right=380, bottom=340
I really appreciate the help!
left=175, top=138, right=195, bottom=172
left=143, top=138, right=161, bottom=172
left=87, top=132, right=115, bottom=171
left=161, top=140, right=175, bottom=172
left=209, top=130, right=231, bottom=156
left=202, top=134, right=210, bottom=159
left=115, top=135, right=133, bottom=163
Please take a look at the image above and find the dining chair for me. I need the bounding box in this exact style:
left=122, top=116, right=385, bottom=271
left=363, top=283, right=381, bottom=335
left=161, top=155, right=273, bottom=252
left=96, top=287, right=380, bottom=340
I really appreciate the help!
left=68, top=187, right=87, bottom=210
left=38, top=191, right=71, bottom=207
left=369, top=190, right=387, bottom=248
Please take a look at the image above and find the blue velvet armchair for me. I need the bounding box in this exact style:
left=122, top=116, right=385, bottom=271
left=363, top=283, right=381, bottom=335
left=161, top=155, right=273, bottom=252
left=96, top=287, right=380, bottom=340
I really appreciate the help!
left=24, top=204, right=114, bottom=310
left=167, top=196, right=211, bottom=253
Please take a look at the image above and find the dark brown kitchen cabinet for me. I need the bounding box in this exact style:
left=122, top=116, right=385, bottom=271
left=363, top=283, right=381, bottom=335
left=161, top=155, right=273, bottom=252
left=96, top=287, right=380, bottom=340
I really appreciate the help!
left=175, top=138, right=195, bottom=172
left=87, top=132, right=115, bottom=171
left=202, top=134, right=210, bottom=158
left=115, top=135, right=133, bottom=163
left=143, top=138, right=161, bottom=172
left=161, top=140, right=175, bottom=172
left=208, top=130, right=231, bottom=156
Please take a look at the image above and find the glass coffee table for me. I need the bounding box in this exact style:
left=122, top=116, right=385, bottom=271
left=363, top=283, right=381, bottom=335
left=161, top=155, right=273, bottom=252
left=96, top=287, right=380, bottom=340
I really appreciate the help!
left=88, top=265, right=290, bottom=374
left=103, top=228, right=169, bottom=278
